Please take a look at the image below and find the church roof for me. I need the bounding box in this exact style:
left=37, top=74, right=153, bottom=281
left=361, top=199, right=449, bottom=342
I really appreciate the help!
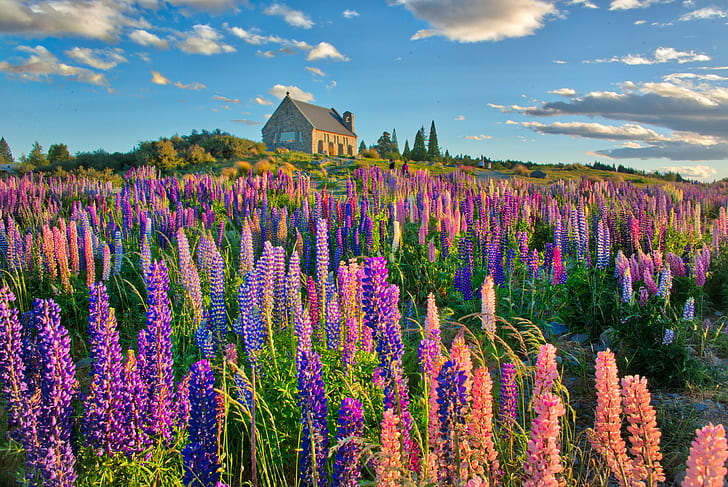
left=287, top=96, right=356, bottom=137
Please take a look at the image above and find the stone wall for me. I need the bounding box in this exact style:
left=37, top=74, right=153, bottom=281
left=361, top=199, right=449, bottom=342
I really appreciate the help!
left=261, top=98, right=313, bottom=153
left=311, top=130, right=357, bottom=156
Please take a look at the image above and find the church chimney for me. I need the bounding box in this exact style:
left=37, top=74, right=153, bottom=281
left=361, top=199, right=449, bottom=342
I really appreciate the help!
left=343, top=111, right=354, bottom=133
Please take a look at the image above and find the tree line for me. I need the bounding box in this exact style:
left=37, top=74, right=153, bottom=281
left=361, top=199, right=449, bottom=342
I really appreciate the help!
left=0, top=130, right=265, bottom=174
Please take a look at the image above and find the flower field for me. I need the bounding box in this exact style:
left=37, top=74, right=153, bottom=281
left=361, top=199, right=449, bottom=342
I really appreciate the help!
left=0, top=164, right=726, bottom=486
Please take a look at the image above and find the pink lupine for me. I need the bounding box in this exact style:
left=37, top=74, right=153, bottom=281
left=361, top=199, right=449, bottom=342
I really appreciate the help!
left=377, top=409, right=404, bottom=487
left=621, top=375, right=665, bottom=486
left=591, top=350, right=631, bottom=485
left=682, top=423, right=728, bottom=487
left=468, top=367, right=500, bottom=483
left=523, top=392, right=566, bottom=487
left=481, top=276, right=496, bottom=335
left=532, top=344, right=558, bottom=405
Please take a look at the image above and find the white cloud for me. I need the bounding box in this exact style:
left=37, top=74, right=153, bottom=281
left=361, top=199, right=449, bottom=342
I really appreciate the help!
left=305, top=66, right=326, bottom=76
left=174, top=80, right=205, bottom=90
left=343, top=9, right=359, bottom=18
left=679, top=7, right=727, bottom=21
left=327, top=80, right=336, bottom=89
left=254, top=96, right=273, bottom=105
left=553, top=59, right=567, bottom=64
left=547, top=87, right=576, bottom=96
left=0, top=0, right=142, bottom=41
left=663, top=72, right=728, bottom=83
left=592, top=47, right=710, bottom=65
left=129, top=29, right=170, bottom=49
left=256, top=50, right=277, bottom=58
left=306, top=42, right=349, bottom=62
left=232, top=119, right=262, bottom=125
left=454, top=115, right=465, bottom=120
left=521, top=121, right=670, bottom=142
left=569, top=0, right=598, bottom=8
left=177, top=24, right=236, bottom=55
left=212, top=95, right=240, bottom=103
left=609, top=0, right=669, bottom=10
left=396, top=0, right=557, bottom=43
left=65, top=47, right=127, bottom=70
left=269, top=84, right=314, bottom=102
left=660, top=164, right=718, bottom=178
left=0, top=45, right=107, bottom=85
left=263, top=4, right=314, bottom=29
left=167, top=0, right=245, bottom=11
left=464, top=134, right=492, bottom=140
left=634, top=19, right=646, bottom=24
left=151, top=70, right=171, bottom=85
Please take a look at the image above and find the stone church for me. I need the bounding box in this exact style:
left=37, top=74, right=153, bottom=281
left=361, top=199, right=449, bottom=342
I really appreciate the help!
left=262, top=93, right=358, bottom=156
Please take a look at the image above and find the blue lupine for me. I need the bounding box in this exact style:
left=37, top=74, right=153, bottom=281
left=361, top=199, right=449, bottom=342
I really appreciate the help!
left=657, top=266, right=673, bottom=299
left=297, top=347, right=329, bottom=487
left=182, top=360, right=221, bottom=487
left=113, top=230, right=123, bottom=275
left=436, top=359, right=468, bottom=485
left=208, top=249, right=227, bottom=350
left=683, top=297, right=695, bottom=321
left=332, top=398, right=364, bottom=487
left=325, top=276, right=341, bottom=350
left=196, top=317, right=215, bottom=360
left=621, top=267, right=633, bottom=303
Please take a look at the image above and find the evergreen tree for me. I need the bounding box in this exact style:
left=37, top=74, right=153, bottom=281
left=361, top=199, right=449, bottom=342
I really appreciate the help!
left=427, top=121, right=441, bottom=162
left=376, top=131, right=399, bottom=159
left=48, top=143, right=71, bottom=163
left=402, top=140, right=411, bottom=161
left=391, top=129, right=400, bottom=155
left=411, top=128, right=427, bottom=161
left=0, top=137, right=13, bottom=163
left=26, top=141, right=47, bottom=166
left=359, top=140, right=366, bottom=154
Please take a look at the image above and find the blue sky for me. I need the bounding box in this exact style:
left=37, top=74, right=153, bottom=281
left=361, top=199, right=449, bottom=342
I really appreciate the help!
left=1, top=0, right=727, bottom=181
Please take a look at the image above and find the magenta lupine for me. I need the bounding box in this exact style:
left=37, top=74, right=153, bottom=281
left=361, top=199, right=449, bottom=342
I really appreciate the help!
left=419, top=293, right=444, bottom=476
left=522, top=392, right=566, bottom=487
left=83, top=283, right=125, bottom=455
left=102, top=243, right=111, bottom=281
left=69, top=221, right=80, bottom=275
left=140, top=260, right=175, bottom=441
left=175, top=373, right=191, bottom=430
left=182, top=360, right=221, bottom=487
left=332, top=398, right=365, bottom=487
left=34, top=298, right=77, bottom=486
left=307, top=276, right=320, bottom=328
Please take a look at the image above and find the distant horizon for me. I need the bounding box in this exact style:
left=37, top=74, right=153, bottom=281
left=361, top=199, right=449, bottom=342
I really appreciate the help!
left=1, top=1, right=726, bottom=181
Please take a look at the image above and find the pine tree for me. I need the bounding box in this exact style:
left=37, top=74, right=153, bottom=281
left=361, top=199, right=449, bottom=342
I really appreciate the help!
left=402, top=140, right=411, bottom=161
left=0, top=137, right=13, bottom=163
left=391, top=129, right=400, bottom=155
left=376, top=131, right=399, bottom=159
left=427, top=121, right=441, bottom=162
left=359, top=140, right=366, bottom=154
left=411, top=128, right=427, bottom=161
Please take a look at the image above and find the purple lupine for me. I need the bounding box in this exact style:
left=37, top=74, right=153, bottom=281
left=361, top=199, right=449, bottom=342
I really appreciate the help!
left=0, top=287, right=37, bottom=461
left=297, top=346, right=329, bottom=487
left=34, top=298, right=77, bottom=486
left=662, top=328, right=675, bottom=345
left=120, top=349, right=150, bottom=455
left=238, top=274, right=265, bottom=367
left=141, top=260, right=175, bottom=441
left=325, top=276, right=341, bottom=350
left=175, top=373, right=191, bottom=430
left=499, top=362, right=518, bottom=434
left=332, top=398, right=365, bottom=487
left=316, top=218, right=329, bottom=315
left=436, top=359, right=468, bottom=485
left=683, top=297, right=695, bottom=321
left=182, top=360, right=221, bottom=487
left=83, top=283, right=125, bottom=455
